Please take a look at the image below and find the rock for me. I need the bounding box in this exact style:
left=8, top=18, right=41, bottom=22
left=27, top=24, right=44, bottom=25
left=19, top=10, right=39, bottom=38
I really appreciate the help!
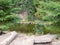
left=20, top=38, right=34, bottom=45
left=34, top=43, right=50, bottom=45
left=0, top=30, right=5, bottom=35
left=10, top=36, right=34, bottom=45
left=34, top=34, right=57, bottom=43
left=0, top=31, right=18, bottom=45
left=0, top=32, right=57, bottom=45
left=52, top=41, right=60, bottom=45
left=0, top=32, right=11, bottom=42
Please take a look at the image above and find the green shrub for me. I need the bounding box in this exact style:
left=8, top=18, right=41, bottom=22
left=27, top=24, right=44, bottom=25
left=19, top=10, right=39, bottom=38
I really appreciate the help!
left=9, top=23, right=35, bottom=33
left=0, top=0, right=20, bottom=30
left=35, top=0, right=60, bottom=33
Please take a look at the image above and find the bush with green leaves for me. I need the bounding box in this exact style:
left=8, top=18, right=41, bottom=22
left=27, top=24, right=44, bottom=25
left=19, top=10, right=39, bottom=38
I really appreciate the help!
left=16, top=0, right=36, bottom=21
left=0, top=0, right=20, bottom=30
left=35, top=0, right=60, bottom=33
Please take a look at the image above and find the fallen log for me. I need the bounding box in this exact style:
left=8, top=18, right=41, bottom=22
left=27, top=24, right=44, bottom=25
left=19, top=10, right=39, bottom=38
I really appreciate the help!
left=0, top=31, right=18, bottom=45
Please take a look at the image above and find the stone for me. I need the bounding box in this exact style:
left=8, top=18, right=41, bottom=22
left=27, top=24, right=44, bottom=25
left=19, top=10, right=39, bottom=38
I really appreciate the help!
left=0, top=31, right=18, bottom=45
left=0, top=32, right=11, bottom=42
left=52, top=41, right=60, bottom=45
left=0, top=30, right=5, bottom=35
left=34, top=34, right=57, bottom=43
left=10, top=36, right=34, bottom=45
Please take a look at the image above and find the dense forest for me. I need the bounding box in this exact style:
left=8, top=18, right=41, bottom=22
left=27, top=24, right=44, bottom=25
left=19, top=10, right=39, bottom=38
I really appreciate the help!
left=0, top=0, right=60, bottom=34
